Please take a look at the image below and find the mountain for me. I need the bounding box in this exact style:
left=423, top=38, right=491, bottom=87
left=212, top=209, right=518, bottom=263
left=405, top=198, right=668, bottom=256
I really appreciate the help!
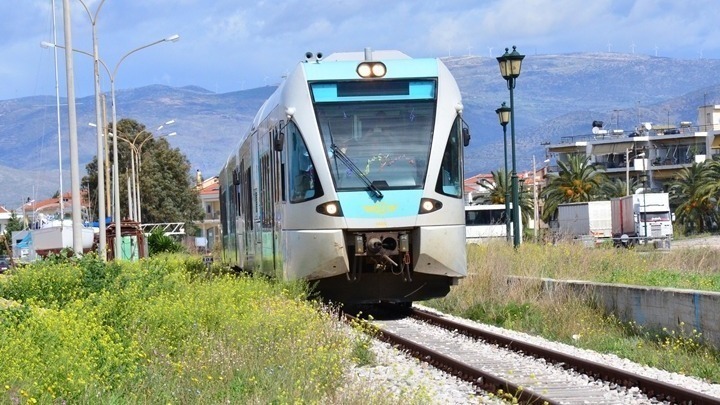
left=2, top=52, right=720, bottom=207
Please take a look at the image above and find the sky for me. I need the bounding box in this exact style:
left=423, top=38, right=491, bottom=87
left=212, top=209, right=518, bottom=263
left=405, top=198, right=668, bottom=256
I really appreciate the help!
left=2, top=0, right=720, bottom=101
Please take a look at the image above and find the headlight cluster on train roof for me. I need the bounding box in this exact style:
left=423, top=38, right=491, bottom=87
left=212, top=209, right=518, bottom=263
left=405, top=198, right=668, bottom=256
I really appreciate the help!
left=356, top=61, right=387, bottom=78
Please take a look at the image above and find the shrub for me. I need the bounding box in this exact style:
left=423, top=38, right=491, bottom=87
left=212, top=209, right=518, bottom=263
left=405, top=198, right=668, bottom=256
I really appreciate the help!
left=147, top=228, right=184, bottom=256
left=0, top=254, right=356, bottom=403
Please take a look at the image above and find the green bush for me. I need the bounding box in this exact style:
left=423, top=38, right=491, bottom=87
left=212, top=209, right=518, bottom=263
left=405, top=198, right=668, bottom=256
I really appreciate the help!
left=0, top=254, right=355, bottom=403
left=147, top=228, right=184, bottom=256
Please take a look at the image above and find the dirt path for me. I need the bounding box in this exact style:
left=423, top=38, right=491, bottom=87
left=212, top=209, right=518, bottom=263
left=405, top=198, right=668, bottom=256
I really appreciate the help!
left=671, top=235, right=720, bottom=250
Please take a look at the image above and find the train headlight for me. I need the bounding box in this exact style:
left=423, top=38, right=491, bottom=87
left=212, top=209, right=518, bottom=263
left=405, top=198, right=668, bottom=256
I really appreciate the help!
left=316, top=201, right=344, bottom=217
left=356, top=62, right=387, bottom=78
left=418, top=198, right=443, bottom=214
left=371, top=63, right=386, bottom=77
left=357, top=63, right=372, bottom=77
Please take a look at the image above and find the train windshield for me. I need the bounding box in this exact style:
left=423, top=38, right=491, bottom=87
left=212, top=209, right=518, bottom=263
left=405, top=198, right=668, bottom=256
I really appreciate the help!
left=315, top=100, right=436, bottom=191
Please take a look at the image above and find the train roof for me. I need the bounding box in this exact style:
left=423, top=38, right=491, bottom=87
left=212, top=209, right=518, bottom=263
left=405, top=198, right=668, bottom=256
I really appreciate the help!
left=320, top=50, right=412, bottom=61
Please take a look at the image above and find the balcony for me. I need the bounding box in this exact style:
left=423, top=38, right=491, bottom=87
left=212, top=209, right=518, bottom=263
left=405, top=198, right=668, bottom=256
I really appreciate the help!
left=204, top=211, right=220, bottom=221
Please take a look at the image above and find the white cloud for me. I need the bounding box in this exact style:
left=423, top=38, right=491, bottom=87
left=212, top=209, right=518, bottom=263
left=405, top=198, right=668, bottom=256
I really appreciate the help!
left=2, top=0, right=720, bottom=100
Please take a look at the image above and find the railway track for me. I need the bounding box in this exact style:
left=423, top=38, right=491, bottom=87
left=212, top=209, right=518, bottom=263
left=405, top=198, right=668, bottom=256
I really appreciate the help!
left=345, top=305, right=720, bottom=404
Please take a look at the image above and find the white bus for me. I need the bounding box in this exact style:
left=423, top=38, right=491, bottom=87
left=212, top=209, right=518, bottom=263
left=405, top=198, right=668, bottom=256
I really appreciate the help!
left=465, top=204, right=521, bottom=243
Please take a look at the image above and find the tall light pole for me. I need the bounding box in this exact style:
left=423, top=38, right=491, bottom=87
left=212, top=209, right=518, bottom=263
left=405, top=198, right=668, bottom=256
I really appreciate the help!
left=533, top=155, right=538, bottom=242
left=42, top=41, right=110, bottom=245
left=42, top=34, right=180, bottom=259
left=133, top=129, right=176, bottom=223
left=77, top=0, right=107, bottom=260
left=497, top=46, right=525, bottom=248
left=109, top=34, right=180, bottom=259
left=495, top=102, right=511, bottom=242
left=61, top=0, right=84, bottom=254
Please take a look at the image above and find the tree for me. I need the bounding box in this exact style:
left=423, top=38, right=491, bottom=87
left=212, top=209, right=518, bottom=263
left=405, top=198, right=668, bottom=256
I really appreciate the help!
left=475, top=170, right=533, bottom=227
left=486, top=170, right=510, bottom=205
left=540, top=154, right=607, bottom=222
left=668, top=161, right=719, bottom=234
left=82, top=118, right=203, bottom=224
left=598, top=177, right=636, bottom=199
left=1, top=212, right=25, bottom=256
left=138, top=136, right=203, bottom=223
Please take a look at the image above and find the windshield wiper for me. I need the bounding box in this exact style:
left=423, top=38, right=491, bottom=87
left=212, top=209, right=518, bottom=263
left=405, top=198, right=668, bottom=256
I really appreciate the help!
left=331, top=144, right=383, bottom=199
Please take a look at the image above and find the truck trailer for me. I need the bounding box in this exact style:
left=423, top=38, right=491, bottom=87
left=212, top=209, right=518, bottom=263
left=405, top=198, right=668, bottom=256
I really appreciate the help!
left=611, top=191, right=673, bottom=245
left=556, top=201, right=613, bottom=241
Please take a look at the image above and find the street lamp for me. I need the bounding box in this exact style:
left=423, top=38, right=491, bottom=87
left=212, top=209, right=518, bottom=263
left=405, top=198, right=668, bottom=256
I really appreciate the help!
left=625, top=150, right=644, bottom=196
left=497, top=46, right=525, bottom=248
left=78, top=0, right=107, bottom=260
left=133, top=129, right=176, bottom=224
left=42, top=34, right=180, bottom=259
left=495, top=102, right=511, bottom=242
left=106, top=121, right=176, bottom=223
left=109, top=35, right=180, bottom=259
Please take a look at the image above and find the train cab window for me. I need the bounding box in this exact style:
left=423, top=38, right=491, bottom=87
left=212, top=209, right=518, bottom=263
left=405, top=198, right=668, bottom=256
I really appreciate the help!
left=288, top=121, right=323, bottom=203
left=435, top=117, right=463, bottom=198
left=315, top=101, right=435, bottom=191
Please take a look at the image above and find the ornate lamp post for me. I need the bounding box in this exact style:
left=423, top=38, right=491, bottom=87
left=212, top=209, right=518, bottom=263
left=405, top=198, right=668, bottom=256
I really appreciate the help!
left=495, top=102, right=511, bottom=242
left=497, top=46, right=525, bottom=248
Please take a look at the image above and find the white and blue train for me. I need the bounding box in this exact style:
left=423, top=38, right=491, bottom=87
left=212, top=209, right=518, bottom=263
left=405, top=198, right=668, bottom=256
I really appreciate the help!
left=219, top=49, right=470, bottom=304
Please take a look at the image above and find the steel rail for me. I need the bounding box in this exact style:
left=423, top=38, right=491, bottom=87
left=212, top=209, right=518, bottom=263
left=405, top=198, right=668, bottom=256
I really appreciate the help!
left=344, top=313, right=558, bottom=404
left=411, top=307, right=720, bottom=405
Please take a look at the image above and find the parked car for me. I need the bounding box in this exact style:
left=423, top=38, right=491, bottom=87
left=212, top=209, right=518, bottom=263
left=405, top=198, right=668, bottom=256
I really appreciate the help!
left=0, top=257, right=10, bottom=273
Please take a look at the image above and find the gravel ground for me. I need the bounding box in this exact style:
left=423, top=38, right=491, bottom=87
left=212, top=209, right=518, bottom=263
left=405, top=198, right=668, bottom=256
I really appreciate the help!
left=343, top=336, right=498, bottom=404
left=671, top=235, right=720, bottom=249
left=342, top=304, right=720, bottom=404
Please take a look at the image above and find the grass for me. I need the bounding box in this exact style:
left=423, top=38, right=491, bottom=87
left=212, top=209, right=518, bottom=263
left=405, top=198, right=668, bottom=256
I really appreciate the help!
left=426, top=241, right=720, bottom=383
left=5, top=242, right=719, bottom=401
left=0, top=253, right=432, bottom=404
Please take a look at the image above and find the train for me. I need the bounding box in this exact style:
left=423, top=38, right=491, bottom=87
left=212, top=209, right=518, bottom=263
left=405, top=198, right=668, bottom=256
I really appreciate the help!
left=219, top=48, right=470, bottom=304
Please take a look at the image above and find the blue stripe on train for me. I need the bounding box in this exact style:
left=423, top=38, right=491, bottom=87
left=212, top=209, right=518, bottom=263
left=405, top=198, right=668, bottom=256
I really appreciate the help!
left=338, top=190, right=423, bottom=219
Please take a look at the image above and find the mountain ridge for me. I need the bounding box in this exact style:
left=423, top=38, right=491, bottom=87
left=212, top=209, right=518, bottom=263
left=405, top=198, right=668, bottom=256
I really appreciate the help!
left=2, top=52, right=720, bottom=207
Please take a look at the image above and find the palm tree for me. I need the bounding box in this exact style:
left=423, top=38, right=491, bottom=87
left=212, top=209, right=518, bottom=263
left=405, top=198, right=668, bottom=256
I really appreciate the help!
left=472, top=170, right=533, bottom=229
left=598, top=177, right=637, bottom=199
left=487, top=170, right=510, bottom=204
left=540, top=154, right=607, bottom=222
left=667, top=161, right=718, bottom=234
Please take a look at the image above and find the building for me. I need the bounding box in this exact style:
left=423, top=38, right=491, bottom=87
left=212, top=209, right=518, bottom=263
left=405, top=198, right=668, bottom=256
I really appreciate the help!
left=20, top=191, right=91, bottom=228
left=196, top=174, right=221, bottom=252
left=464, top=173, right=495, bottom=204
left=0, top=206, right=11, bottom=235
left=546, top=105, right=720, bottom=190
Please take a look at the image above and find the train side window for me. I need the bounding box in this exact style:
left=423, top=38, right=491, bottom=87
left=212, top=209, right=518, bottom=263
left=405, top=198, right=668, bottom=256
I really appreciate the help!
left=288, top=121, right=323, bottom=203
left=435, top=117, right=463, bottom=198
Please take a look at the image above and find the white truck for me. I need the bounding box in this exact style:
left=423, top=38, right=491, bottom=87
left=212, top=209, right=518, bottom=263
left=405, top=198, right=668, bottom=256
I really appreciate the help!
left=611, top=191, right=673, bottom=246
left=556, top=201, right=613, bottom=242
